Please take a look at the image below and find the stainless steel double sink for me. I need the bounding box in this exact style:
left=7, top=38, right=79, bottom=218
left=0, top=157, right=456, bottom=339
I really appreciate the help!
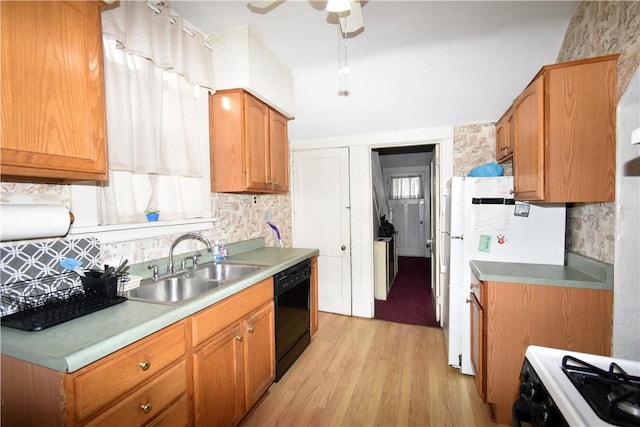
left=124, top=262, right=265, bottom=305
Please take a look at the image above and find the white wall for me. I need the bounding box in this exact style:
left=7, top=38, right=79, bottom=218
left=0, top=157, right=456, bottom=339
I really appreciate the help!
left=614, top=69, right=640, bottom=360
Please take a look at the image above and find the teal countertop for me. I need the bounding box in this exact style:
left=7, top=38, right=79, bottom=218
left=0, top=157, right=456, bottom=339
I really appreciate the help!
left=1, top=242, right=318, bottom=373
left=470, top=252, right=613, bottom=290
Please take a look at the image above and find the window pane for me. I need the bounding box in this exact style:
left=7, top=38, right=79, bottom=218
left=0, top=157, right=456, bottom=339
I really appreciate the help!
left=390, top=176, right=423, bottom=199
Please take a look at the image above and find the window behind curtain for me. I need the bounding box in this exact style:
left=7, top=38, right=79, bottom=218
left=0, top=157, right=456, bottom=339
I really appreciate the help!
left=389, top=176, right=424, bottom=199
left=99, top=1, right=215, bottom=225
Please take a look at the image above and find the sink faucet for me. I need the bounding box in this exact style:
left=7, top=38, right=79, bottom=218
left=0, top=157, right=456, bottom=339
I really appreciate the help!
left=168, top=233, right=212, bottom=274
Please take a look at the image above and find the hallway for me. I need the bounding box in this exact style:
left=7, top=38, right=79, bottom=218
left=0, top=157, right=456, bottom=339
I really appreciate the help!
left=374, top=256, right=438, bottom=327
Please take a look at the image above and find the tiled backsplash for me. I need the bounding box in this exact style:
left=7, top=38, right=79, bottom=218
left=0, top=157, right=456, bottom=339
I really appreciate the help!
left=0, top=238, right=101, bottom=314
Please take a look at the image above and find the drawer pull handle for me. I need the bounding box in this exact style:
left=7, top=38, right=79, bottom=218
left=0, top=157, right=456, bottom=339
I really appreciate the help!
left=236, top=335, right=243, bottom=342
left=139, top=360, right=151, bottom=371
left=140, top=403, right=152, bottom=414
left=247, top=326, right=254, bottom=334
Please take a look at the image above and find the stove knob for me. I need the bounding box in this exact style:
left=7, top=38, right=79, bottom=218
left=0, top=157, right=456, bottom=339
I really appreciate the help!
left=531, top=402, right=551, bottom=425
left=520, top=382, right=547, bottom=402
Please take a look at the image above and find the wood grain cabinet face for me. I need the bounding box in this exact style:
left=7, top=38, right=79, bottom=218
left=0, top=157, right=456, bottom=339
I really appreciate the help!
left=210, top=89, right=289, bottom=193
left=477, top=280, right=613, bottom=425
left=193, top=323, right=245, bottom=427
left=511, top=55, right=618, bottom=203
left=495, top=108, right=513, bottom=163
left=242, top=302, right=276, bottom=410
left=0, top=1, right=108, bottom=181
left=469, top=272, right=485, bottom=401
left=191, top=278, right=275, bottom=427
left=512, top=77, right=545, bottom=200
left=0, top=321, right=190, bottom=427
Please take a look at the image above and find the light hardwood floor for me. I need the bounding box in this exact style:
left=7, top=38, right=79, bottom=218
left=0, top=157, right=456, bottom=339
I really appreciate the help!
left=241, top=312, right=509, bottom=427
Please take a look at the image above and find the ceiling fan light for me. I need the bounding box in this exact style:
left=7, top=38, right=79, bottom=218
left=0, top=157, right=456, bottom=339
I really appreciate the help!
left=327, top=0, right=350, bottom=13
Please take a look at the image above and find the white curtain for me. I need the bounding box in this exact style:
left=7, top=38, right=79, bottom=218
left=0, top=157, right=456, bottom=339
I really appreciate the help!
left=100, top=1, right=214, bottom=224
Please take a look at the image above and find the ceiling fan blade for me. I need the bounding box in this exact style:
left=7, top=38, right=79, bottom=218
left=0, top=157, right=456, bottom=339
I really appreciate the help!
left=248, top=0, right=279, bottom=9
left=339, top=0, right=364, bottom=33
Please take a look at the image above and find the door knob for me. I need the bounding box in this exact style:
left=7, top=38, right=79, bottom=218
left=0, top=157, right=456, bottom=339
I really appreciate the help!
left=341, top=245, right=346, bottom=251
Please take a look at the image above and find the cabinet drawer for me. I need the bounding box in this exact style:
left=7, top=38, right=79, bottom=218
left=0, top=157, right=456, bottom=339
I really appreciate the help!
left=85, top=360, right=188, bottom=427
left=192, top=278, right=273, bottom=347
left=147, top=393, right=191, bottom=427
left=73, top=322, right=186, bottom=420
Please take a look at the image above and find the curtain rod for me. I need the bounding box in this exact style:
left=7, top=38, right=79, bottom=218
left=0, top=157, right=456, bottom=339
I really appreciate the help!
left=146, top=1, right=212, bottom=50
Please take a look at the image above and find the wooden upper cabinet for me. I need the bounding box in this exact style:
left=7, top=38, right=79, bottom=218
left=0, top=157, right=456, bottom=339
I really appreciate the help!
left=513, top=77, right=545, bottom=200
left=0, top=1, right=108, bottom=181
left=209, top=89, right=290, bottom=193
left=245, top=95, right=271, bottom=192
left=495, top=107, right=513, bottom=163
left=269, top=110, right=289, bottom=193
left=512, top=55, right=618, bottom=203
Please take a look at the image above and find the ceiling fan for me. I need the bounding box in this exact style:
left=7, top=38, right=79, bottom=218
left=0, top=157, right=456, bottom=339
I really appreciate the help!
left=248, top=0, right=365, bottom=34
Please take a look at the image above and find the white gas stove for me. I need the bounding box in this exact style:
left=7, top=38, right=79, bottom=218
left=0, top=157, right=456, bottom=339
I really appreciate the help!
left=515, top=345, right=640, bottom=427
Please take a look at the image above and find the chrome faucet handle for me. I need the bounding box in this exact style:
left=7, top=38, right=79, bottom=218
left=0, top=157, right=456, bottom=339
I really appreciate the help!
left=191, top=252, right=202, bottom=268
left=147, top=264, right=160, bottom=280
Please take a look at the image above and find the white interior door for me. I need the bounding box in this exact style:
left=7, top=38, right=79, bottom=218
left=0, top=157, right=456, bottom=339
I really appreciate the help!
left=431, top=147, right=442, bottom=323
left=388, top=199, right=425, bottom=257
left=292, top=148, right=352, bottom=315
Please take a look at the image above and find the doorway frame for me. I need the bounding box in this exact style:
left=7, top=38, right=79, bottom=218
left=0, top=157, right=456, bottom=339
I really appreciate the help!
left=290, top=126, right=454, bottom=318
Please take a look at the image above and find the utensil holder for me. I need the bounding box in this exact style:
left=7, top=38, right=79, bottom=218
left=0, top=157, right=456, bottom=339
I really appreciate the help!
left=81, top=271, right=119, bottom=299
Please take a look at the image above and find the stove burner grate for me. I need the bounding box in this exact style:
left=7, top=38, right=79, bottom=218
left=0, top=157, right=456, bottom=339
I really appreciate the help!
left=562, top=355, right=640, bottom=427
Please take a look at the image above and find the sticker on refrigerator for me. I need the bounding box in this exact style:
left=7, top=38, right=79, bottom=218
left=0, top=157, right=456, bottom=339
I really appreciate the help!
left=496, top=233, right=508, bottom=244
left=478, top=234, right=492, bottom=252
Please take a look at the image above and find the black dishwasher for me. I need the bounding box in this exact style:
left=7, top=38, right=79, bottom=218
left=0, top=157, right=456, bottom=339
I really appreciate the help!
left=274, top=259, right=311, bottom=381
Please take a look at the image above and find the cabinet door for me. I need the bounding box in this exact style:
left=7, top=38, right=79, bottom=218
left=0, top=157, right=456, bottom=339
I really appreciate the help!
left=0, top=1, right=107, bottom=181
left=470, top=292, right=485, bottom=400
left=513, top=76, right=545, bottom=201
left=245, top=94, right=271, bottom=192
left=495, top=108, right=513, bottom=163
left=269, top=110, right=289, bottom=193
left=210, top=90, right=246, bottom=192
left=243, top=302, right=275, bottom=409
left=193, top=323, right=244, bottom=427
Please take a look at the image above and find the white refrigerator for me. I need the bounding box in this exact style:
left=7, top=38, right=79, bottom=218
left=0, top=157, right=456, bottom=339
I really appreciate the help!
left=441, top=176, right=566, bottom=375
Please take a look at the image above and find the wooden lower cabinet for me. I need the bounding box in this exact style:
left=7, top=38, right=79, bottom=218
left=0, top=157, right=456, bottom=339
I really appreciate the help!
left=471, top=279, right=612, bottom=424
left=191, top=278, right=275, bottom=427
left=0, top=321, right=189, bottom=427
left=193, top=323, right=245, bottom=427
left=1, top=278, right=280, bottom=427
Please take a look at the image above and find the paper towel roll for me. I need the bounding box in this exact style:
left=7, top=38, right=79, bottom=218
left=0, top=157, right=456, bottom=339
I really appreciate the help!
left=0, top=204, right=73, bottom=241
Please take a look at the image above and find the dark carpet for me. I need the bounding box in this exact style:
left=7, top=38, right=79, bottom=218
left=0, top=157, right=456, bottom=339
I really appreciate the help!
left=374, top=256, right=439, bottom=328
